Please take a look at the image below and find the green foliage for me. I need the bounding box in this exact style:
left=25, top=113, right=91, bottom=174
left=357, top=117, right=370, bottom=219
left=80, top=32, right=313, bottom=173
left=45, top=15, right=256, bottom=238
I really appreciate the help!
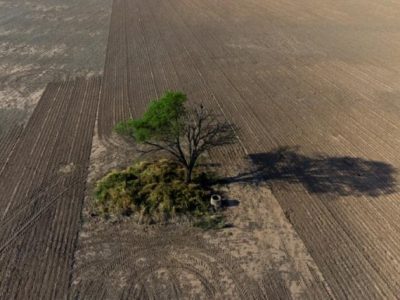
left=114, top=91, right=187, bottom=142
left=94, top=159, right=213, bottom=222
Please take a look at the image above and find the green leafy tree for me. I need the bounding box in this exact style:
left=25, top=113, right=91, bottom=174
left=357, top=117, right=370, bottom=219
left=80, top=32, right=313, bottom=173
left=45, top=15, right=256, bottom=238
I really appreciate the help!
left=115, top=91, right=237, bottom=183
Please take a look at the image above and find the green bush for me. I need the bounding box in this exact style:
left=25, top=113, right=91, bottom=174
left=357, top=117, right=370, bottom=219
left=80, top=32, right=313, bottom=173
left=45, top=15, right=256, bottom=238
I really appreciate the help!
left=94, top=159, right=215, bottom=222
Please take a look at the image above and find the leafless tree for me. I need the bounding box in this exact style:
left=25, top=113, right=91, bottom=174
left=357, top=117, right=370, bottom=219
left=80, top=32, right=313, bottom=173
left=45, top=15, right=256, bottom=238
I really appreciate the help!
left=139, top=104, right=238, bottom=183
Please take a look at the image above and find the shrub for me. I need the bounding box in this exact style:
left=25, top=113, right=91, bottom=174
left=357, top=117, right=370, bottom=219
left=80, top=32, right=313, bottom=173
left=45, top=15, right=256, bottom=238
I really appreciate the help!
left=94, top=159, right=215, bottom=222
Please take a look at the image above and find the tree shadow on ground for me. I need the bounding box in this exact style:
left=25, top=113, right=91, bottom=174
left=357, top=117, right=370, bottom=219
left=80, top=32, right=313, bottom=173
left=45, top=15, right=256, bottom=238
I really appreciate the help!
left=222, top=146, right=397, bottom=197
left=222, top=199, right=240, bottom=207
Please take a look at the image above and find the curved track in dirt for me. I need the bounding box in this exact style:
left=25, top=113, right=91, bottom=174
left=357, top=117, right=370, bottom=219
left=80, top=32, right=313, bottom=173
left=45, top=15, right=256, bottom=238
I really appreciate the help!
left=71, top=226, right=265, bottom=299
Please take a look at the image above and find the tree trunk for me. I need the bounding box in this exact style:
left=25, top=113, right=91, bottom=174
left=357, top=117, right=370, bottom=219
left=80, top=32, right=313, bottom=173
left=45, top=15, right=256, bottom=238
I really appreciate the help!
left=185, top=166, right=193, bottom=184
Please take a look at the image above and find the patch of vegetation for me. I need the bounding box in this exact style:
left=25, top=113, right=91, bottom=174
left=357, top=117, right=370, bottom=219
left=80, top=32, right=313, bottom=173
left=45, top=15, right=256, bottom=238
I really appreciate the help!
left=94, top=159, right=217, bottom=223
left=100, top=91, right=238, bottom=227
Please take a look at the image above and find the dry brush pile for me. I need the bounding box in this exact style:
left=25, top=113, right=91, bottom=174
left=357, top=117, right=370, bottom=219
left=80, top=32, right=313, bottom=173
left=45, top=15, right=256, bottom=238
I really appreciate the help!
left=94, top=159, right=214, bottom=222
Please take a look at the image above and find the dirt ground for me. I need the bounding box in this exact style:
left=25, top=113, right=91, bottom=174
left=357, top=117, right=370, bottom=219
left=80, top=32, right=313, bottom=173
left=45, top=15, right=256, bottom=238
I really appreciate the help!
left=0, top=78, right=101, bottom=299
left=0, top=0, right=112, bottom=137
left=70, top=134, right=333, bottom=298
left=93, top=0, right=400, bottom=297
left=2, top=0, right=400, bottom=298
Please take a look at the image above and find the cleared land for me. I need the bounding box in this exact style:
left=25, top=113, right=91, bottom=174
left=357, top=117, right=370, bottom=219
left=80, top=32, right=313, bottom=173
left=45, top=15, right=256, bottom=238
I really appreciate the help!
left=1, top=0, right=400, bottom=298
left=71, top=130, right=332, bottom=298
left=95, top=0, right=400, bottom=298
left=0, top=0, right=112, bottom=137
left=0, top=78, right=101, bottom=299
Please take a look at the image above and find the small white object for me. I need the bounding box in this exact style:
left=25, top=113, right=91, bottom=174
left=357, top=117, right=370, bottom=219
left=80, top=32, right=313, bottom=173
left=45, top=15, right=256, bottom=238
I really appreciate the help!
left=210, top=194, right=222, bottom=208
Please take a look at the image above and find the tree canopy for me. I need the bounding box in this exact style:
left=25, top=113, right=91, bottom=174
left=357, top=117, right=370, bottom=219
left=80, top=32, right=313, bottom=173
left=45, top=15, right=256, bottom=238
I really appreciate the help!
left=115, top=91, right=237, bottom=183
left=115, top=91, right=187, bottom=142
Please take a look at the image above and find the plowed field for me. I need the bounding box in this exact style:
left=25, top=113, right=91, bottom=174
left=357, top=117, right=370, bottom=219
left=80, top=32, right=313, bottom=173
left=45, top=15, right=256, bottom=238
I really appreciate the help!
left=1, top=0, right=400, bottom=298
left=0, top=78, right=101, bottom=299
left=95, top=0, right=400, bottom=298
